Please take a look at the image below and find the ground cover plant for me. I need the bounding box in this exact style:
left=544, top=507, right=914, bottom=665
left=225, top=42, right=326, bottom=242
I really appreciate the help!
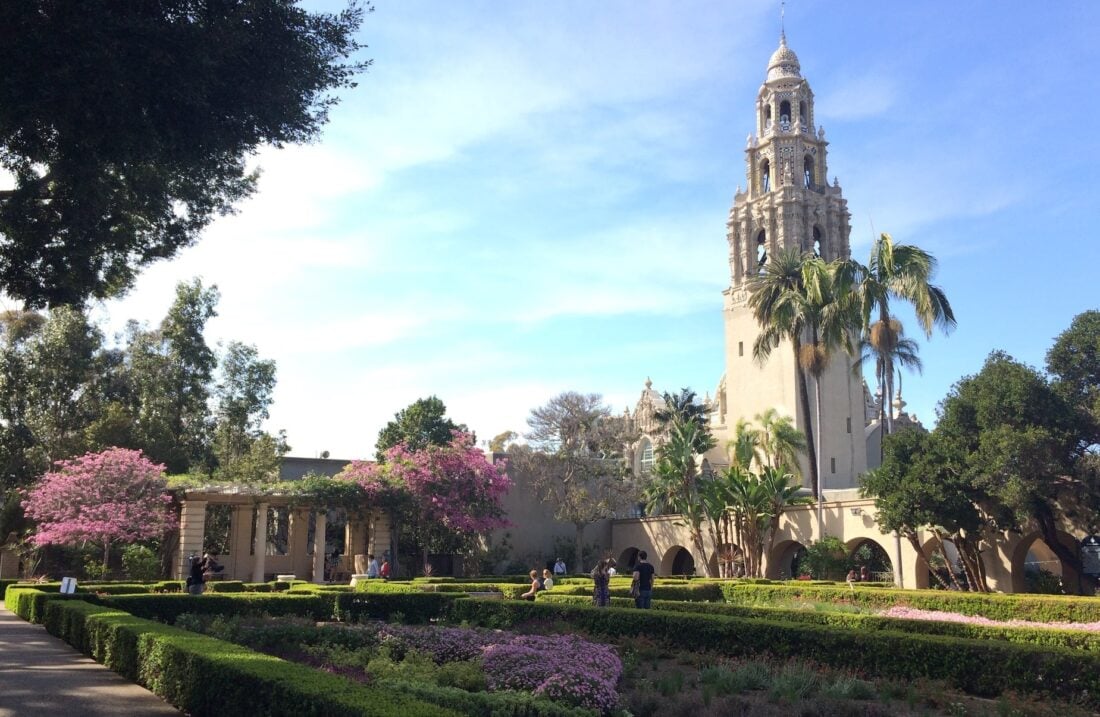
left=173, top=613, right=617, bottom=714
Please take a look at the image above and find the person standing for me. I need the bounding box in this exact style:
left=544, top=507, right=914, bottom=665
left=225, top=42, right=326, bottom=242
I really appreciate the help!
left=187, top=554, right=205, bottom=595
left=380, top=558, right=391, bottom=579
left=367, top=554, right=380, bottom=579
left=591, top=559, right=611, bottom=607
left=553, top=557, right=567, bottom=576
left=632, top=550, right=655, bottom=609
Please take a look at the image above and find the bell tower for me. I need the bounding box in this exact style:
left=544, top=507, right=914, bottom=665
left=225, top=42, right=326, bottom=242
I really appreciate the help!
left=713, top=33, right=867, bottom=489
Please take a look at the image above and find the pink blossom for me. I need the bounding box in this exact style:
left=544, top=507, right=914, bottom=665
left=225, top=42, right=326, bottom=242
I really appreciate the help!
left=879, top=606, right=1100, bottom=633
left=22, top=447, right=176, bottom=552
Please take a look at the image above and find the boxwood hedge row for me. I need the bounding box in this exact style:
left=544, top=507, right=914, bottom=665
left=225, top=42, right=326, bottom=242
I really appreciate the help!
left=720, top=583, right=1100, bottom=622
left=537, top=593, right=1100, bottom=652
left=33, top=595, right=458, bottom=717
left=452, top=598, right=1100, bottom=705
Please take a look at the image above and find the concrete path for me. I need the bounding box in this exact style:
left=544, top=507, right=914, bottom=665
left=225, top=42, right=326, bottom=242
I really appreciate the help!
left=0, top=606, right=179, bottom=716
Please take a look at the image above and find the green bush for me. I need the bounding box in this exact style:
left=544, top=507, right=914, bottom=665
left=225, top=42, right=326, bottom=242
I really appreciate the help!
left=206, top=581, right=245, bottom=593
left=334, top=592, right=462, bottom=624
left=719, top=583, right=1100, bottom=622
left=548, top=581, right=722, bottom=602
left=451, top=598, right=1100, bottom=705
left=536, top=593, right=1100, bottom=652
left=36, top=598, right=459, bottom=716
left=121, top=545, right=162, bottom=582
left=377, top=679, right=592, bottom=716
left=100, top=593, right=335, bottom=623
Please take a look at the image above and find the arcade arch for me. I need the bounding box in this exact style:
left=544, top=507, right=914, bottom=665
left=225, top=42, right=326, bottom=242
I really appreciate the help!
left=766, top=539, right=805, bottom=579
left=661, top=545, right=696, bottom=576
left=1011, top=531, right=1081, bottom=594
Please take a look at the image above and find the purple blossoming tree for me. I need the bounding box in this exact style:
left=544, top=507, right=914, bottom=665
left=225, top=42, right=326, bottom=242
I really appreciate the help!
left=345, top=431, right=511, bottom=574
left=22, top=447, right=176, bottom=570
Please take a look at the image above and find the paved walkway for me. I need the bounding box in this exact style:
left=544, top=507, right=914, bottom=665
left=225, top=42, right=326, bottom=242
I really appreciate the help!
left=0, top=606, right=179, bottom=716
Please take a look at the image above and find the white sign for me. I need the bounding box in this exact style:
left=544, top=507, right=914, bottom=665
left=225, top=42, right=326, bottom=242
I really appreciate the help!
left=59, top=577, right=77, bottom=594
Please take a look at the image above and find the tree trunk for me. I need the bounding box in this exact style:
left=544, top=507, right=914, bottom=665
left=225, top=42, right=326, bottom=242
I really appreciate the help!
left=793, top=341, right=819, bottom=506
left=102, top=540, right=110, bottom=574
left=933, top=532, right=965, bottom=591
left=814, top=374, right=825, bottom=532
left=906, top=531, right=951, bottom=590
left=1036, top=510, right=1085, bottom=595
left=574, top=522, right=586, bottom=574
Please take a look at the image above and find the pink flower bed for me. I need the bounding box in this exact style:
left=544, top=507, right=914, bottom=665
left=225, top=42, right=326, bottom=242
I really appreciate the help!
left=879, top=606, right=1100, bottom=632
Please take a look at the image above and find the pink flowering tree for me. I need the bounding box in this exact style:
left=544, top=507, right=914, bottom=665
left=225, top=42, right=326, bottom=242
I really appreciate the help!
left=345, top=431, right=511, bottom=575
left=22, top=447, right=177, bottom=570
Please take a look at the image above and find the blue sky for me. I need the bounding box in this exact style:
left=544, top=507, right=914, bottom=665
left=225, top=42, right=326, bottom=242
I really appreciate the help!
left=92, top=1, right=1100, bottom=459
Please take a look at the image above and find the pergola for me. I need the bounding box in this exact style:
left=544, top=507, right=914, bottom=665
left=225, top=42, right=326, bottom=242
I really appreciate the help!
left=174, top=487, right=391, bottom=583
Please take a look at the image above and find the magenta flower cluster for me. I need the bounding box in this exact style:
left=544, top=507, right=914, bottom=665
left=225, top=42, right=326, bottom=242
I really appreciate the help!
left=22, top=447, right=175, bottom=549
left=342, top=430, right=513, bottom=534
left=376, top=623, right=496, bottom=663
left=880, top=606, right=1100, bottom=632
left=352, top=623, right=623, bottom=713
left=481, top=634, right=622, bottom=713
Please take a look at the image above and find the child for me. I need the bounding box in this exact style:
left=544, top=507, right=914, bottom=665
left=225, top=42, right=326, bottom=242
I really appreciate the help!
left=542, top=568, right=554, bottom=590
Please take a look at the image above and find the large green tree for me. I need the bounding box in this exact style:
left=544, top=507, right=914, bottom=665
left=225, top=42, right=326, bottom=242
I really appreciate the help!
left=375, top=396, right=465, bottom=461
left=1047, top=310, right=1100, bottom=429
left=127, top=279, right=220, bottom=472
left=937, top=351, right=1094, bottom=593
left=212, top=341, right=283, bottom=482
left=516, top=391, right=638, bottom=572
left=0, top=1, right=369, bottom=306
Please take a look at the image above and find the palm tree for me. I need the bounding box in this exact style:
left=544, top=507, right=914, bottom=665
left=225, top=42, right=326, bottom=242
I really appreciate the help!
left=726, top=418, right=762, bottom=472
left=652, top=416, right=718, bottom=576
left=852, top=318, right=923, bottom=440
left=748, top=248, right=819, bottom=500
left=754, top=408, right=806, bottom=474
left=749, top=249, right=855, bottom=524
left=852, top=233, right=955, bottom=434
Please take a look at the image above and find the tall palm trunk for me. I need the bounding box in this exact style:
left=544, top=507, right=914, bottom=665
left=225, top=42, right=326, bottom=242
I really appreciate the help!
left=793, top=338, right=819, bottom=507
left=814, top=374, right=824, bottom=531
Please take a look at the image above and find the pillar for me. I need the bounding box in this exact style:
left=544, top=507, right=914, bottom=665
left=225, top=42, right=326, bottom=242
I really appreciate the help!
left=252, top=502, right=269, bottom=583
left=313, top=511, right=327, bottom=583
left=176, top=500, right=207, bottom=579
left=289, top=508, right=310, bottom=578
left=228, top=505, right=253, bottom=580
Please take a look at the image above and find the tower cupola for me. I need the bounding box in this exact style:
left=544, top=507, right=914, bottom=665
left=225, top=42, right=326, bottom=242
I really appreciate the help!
left=767, top=33, right=801, bottom=81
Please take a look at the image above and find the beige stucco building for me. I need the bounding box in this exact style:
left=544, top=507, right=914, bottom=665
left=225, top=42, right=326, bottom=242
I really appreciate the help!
left=607, top=35, right=1088, bottom=593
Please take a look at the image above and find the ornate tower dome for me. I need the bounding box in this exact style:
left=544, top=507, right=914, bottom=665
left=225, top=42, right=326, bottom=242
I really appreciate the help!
left=767, top=32, right=801, bottom=81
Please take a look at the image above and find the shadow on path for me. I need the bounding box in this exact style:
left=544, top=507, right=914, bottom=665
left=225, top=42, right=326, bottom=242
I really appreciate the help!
left=0, top=606, right=178, bottom=716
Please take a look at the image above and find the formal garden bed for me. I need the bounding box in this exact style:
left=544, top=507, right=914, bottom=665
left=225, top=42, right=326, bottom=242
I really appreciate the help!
left=8, top=581, right=1100, bottom=715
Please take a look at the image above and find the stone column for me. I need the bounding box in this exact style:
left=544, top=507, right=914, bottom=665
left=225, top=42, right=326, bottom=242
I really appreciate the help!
left=229, top=505, right=253, bottom=580
left=252, top=502, right=269, bottom=583
left=176, top=500, right=207, bottom=579
left=289, top=508, right=310, bottom=578
left=312, top=511, right=327, bottom=583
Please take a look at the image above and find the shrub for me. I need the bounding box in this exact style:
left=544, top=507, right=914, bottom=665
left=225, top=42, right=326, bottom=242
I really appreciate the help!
left=334, top=592, right=460, bottom=624
left=719, top=583, right=1100, bottom=623
left=450, top=597, right=1100, bottom=705
left=34, top=598, right=458, bottom=716
left=121, top=545, right=162, bottom=582
left=206, top=581, right=245, bottom=593
left=536, top=594, right=1100, bottom=652
left=100, top=593, right=335, bottom=623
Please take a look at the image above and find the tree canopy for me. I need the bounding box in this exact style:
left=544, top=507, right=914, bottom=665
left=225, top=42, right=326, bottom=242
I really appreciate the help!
left=22, top=447, right=176, bottom=568
left=375, top=396, right=466, bottom=461
left=0, top=1, right=370, bottom=306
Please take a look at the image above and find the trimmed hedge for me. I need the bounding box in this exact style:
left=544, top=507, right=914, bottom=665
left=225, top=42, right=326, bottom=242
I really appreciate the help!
left=548, top=581, right=723, bottom=602
left=36, top=598, right=458, bottom=716
left=720, top=583, right=1100, bottom=623
left=99, top=593, right=335, bottom=623
left=334, top=593, right=461, bottom=624
left=453, top=598, right=1100, bottom=705
left=376, top=678, right=595, bottom=717
left=537, top=594, right=1100, bottom=652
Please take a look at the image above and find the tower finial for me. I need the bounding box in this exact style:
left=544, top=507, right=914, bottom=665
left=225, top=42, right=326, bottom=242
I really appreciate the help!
left=780, top=0, right=786, bottom=44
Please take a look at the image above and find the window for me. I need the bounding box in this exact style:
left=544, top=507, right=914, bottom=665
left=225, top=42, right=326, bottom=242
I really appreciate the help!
left=760, top=160, right=771, bottom=192
left=799, top=100, right=807, bottom=125
left=846, top=416, right=852, bottom=434
left=738, top=341, right=744, bottom=357
left=756, top=230, right=767, bottom=271
left=640, top=439, right=655, bottom=475
left=764, top=104, right=772, bottom=128
left=830, top=457, right=836, bottom=474
left=803, top=155, right=814, bottom=188
left=779, top=100, right=791, bottom=123
left=812, top=226, right=823, bottom=258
